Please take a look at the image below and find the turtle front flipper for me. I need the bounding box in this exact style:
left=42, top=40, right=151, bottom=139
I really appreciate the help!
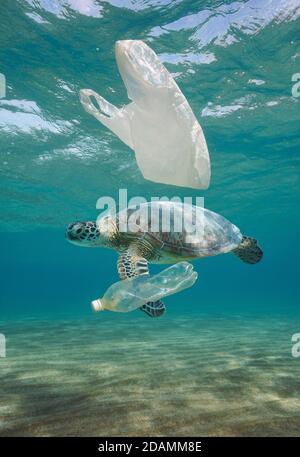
left=117, top=250, right=149, bottom=279
left=140, top=300, right=165, bottom=318
left=117, top=250, right=166, bottom=318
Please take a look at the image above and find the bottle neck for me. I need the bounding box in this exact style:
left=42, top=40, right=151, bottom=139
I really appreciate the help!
left=91, top=299, right=104, bottom=312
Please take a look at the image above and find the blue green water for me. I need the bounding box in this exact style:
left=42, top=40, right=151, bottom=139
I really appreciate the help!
left=0, top=0, right=300, bottom=436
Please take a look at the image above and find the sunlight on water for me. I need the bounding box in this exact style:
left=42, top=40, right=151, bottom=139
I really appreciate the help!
left=0, top=0, right=299, bottom=230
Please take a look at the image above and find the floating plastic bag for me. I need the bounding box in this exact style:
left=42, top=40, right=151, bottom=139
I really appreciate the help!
left=80, top=40, right=211, bottom=189
left=91, top=261, right=198, bottom=313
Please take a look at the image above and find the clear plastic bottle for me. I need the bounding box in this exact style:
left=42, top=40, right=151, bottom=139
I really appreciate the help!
left=91, top=261, right=198, bottom=313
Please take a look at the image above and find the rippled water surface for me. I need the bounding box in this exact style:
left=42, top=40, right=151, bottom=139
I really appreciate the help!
left=1, top=0, right=300, bottom=230
left=0, top=0, right=300, bottom=437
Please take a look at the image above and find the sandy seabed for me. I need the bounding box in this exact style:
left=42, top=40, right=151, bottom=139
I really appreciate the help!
left=0, top=313, right=299, bottom=436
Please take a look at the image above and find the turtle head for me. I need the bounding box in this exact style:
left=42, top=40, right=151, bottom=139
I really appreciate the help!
left=66, top=221, right=101, bottom=247
left=66, top=216, right=118, bottom=248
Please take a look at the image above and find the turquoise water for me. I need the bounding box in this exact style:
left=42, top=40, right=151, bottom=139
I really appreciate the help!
left=1, top=0, right=300, bottom=436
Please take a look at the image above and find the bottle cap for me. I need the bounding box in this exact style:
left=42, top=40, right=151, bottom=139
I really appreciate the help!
left=91, top=299, right=103, bottom=312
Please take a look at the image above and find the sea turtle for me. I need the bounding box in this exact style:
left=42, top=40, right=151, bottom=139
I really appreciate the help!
left=66, top=201, right=263, bottom=317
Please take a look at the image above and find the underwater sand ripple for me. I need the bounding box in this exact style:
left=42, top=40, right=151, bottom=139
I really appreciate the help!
left=0, top=315, right=299, bottom=436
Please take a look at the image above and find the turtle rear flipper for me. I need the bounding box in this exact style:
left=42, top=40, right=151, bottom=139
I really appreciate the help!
left=117, top=249, right=166, bottom=318
left=232, top=236, right=263, bottom=264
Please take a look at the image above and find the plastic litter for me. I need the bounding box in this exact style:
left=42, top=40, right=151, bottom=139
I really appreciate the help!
left=91, top=261, right=198, bottom=313
left=80, top=40, right=210, bottom=189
